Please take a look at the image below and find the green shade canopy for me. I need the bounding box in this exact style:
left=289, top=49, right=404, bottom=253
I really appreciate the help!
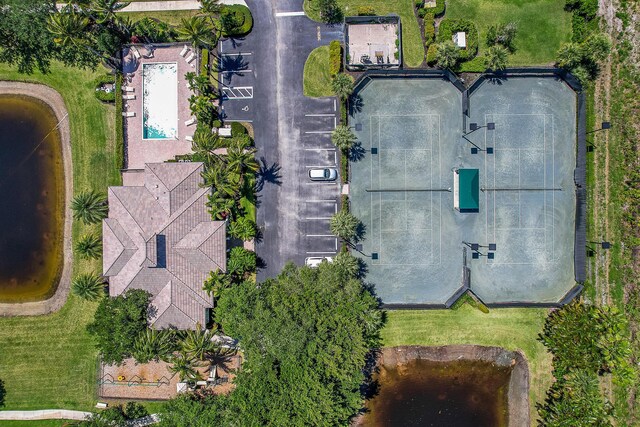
left=458, top=169, right=479, bottom=212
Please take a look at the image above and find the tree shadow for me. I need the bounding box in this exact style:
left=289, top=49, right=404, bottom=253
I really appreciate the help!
left=355, top=221, right=367, bottom=242
left=348, top=142, right=366, bottom=162
left=218, top=54, right=250, bottom=86
left=348, top=94, right=364, bottom=115
left=223, top=36, right=247, bottom=50
left=256, top=157, right=282, bottom=191
left=0, top=378, right=5, bottom=408
left=256, top=255, right=267, bottom=271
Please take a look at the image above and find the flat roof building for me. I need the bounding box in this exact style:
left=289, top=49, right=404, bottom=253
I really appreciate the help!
left=345, top=15, right=401, bottom=70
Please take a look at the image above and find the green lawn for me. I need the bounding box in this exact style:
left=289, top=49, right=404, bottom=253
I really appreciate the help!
left=0, top=62, right=120, bottom=410
left=304, top=0, right=425, bottom=67
left=446, top=0, right=571, bottom=66
left=119, top=10, right=198, bottom=26
left=382, top=306, right=553, bottom=419
left=303, top=45, right=334, bottom=97
left=0, top=421, right=68, bottom=427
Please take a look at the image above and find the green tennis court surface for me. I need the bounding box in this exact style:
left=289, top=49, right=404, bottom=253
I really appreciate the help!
left=349, top=76, right=577, bottom=305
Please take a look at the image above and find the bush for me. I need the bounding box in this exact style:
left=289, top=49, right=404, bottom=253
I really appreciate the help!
left=356, top=6, right=376, bottom=16
left=231, top=121, right=247, bottom=135
left=437, top=19, right=479, bottom=61
left=133, top=17, right=176, bottom=43
left=212, top=119, right=222, bottom=128
left=415, top=0, right=424, bottom=8
left=94, top=74, right=115, bottom=103
left=486, top=22, right=517, bottom=52
left=424, top=13, right=435, bottom=47
left=227, top=247, right=257, bottom=276
left=200, top=48, right=209, bottom=78
left=221, top=5, right=253, bottom=36
left=426, top=43, right=438, bottom=65
left=424, top=0, right=445, bottom=17
left=340, top=150, right=348, bottom=183
left=329, top=40, right=342, bottom=76
left=115, top=74, right=124, bottom=170
left=318, top=0, right=342, bottom=24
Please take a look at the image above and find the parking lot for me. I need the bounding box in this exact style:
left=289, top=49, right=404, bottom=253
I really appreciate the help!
left=218, top=51, right=255, bottom=123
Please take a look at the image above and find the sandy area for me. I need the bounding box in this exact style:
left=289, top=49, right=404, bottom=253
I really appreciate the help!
left=0, top=82, right=73, bottom=317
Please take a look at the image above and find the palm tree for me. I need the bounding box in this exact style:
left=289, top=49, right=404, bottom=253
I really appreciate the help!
left=180, top=324, right=217, bottom=361
left=167, top=352, right=201, bottom=382
left=228, top=217, right=257, bottom=241
left=71, top=190, right=108, bottom=224
left=191, top=127, right=224, bottom=162
left=331, top=73, right=354, bottom=100
left=91, top=0, right=131, bottom=24
left=226, top=144, right=259, bottom=177
left=203, top=269, right=232, bottom=298
left=74, top=233, right=102, bottom=260
left=71, top=273, right=104, bottom=301
left=435, top=41, right=460, bottom=69
left=333, top=251, right=360, bottom=277
left=484, top=45, right=509, bottom=71
left=556, top=43, right=583, bottom=69
left=176, top=16, right=216, bottom=49
left=207, top=191, right=236, bottom=220
left=47, top=11, right=90, bottom=49
left=132, top=329, right=177, bottom=363
left=331, top=125, right=357, bottom=151
left=330, top=210, right=360, bottom=242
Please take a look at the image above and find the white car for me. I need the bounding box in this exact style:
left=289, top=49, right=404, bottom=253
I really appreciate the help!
left=308, top=168, right=338, bottom=181
left=305, top=257, right=333, bottom=267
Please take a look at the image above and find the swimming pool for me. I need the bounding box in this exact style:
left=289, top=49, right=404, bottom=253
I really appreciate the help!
left=142, top=63, right=177, bottom=139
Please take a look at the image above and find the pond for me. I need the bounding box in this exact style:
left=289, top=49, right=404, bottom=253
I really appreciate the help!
left=0, top=95, right=64, bottom=302
left=358, top=346, right=529, bottom=427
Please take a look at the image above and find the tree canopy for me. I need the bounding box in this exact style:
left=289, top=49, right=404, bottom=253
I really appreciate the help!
left=87, top=289, right=151, bottom=364
left=215, top=261, right=383, bottom=426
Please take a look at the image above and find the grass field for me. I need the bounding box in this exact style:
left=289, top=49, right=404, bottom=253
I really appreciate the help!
left=0, top=421, right=68, bottom=427
left=446, top=0, right=571, bottom=66
left=303, top=45, right=334, bottom=97
left=304, top=0, right=425, bottom=67
left=381, top=305, right=553, bottom=418
left=0, top=62, right=120, bottom=410
left=119, top=10, right=198, bottom=26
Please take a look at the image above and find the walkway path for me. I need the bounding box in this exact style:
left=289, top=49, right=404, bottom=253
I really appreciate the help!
left=59, top=0, right=249, bottom=12
left=0, top=410, right=160, bottom=425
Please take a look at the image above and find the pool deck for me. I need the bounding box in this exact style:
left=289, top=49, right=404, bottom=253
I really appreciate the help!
left=122, top=44, right=197, bottom=170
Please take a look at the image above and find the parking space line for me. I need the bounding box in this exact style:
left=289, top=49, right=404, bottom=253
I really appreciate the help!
left=334, top=117, right=337, bottom=128
left=275, top=11, right=305, bottom=16
left=305, top=113, right=335, bottom=117
left=306, top=234, right=335, bottom=237
left=220, top=52, right=252, bottom=56
left=303, top=148, right=336, bottom=151
left=220, top=70, right=253, bottom=74
left=304, top=131, right=333, bottom=134
left=306, top=251, right=336, bottom=254
left=306, top=199, right=337, bottom=202
left=333, top=100, right=337, bottom=111
left=305, top=217, right=332, bottom=220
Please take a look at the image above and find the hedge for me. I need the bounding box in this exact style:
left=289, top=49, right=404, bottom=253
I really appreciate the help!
left=426, top=43, right=438, bottom=65
left=94, top=74, right=115, bottom=103
left=200, top=48, right=209, bottom=77
left=437, top=19, right=479, bottom=60
left=221, top=5, right=253, bottom=37
left=356, top=6, right=376, bottom=15
left=424, top=13, right=435, bottom=47
left=115, top=74, right=124, bottom=170
left=423, top=0, right=445, bottom=17
left=329, top=40, right=342, bottom=76
left=231, top=121, right=247, bottom=136
left=340, top=149, right=348, bottom=184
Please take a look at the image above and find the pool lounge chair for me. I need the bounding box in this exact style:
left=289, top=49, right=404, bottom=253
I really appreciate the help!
left=131, top=46, right=141, bottom=59
left=122, top=111, right=135, bottom=117
left=180, top=45, right=190, bottom=57
left=185, top=118, right=196, bottom=126
left=123, top=86, right=134, bottom=93
left=185, top=135, right=193, bottom=142
left=186, top=53, right=196, bottom=64
left=122, top=94, right=135, bottom=100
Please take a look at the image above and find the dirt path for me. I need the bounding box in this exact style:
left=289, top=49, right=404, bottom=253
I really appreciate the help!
left=0, top=82, right=73, bottom=317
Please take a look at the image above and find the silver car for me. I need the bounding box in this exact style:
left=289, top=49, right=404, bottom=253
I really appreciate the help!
left=308, top=168, right=338, bottom=181
left=305, top=257, right=333, bottom=267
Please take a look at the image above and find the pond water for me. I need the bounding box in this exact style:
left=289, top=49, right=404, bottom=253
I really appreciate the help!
left=0, top=95, right=64, bottom=302
left=361, top=358, right=512, bottom=427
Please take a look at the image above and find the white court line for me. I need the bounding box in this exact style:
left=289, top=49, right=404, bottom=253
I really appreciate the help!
left=275, top=11, right=305, bottom=16
left=305, top=131, right=333, bottom=134
left=305, top=113, right=335, bottom=117
left=220, top=52, right=252, bottom=56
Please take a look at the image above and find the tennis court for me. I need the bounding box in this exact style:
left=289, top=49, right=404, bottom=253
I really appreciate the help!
left=349, top=75, right=577, bottom=305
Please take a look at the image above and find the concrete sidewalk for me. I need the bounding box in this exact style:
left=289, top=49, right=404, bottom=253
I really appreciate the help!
left=57, top=0, right=247, bottom=12
left=0, top=409, right=92, bottom=421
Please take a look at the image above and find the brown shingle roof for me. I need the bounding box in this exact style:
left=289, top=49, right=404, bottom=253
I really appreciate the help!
left=103, top=162, right=226, bottom=329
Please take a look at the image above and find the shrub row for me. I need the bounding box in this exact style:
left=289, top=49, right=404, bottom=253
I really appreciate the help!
left=426, top=44, right=437, bottom=65
left=436, top=19, right=479, bottom=60
left=418, top=0, right=445, bottom=18
left=329, top=40, right=341, bottom=76
left=340, top=149, right=348, bottom=184
left=221, top=5, right=253, bottom=37
left=424, top=13, right=435, bottom=47
left=115, top=74, right=124, bottom=170
left=356, top=6, right=375, bottom=16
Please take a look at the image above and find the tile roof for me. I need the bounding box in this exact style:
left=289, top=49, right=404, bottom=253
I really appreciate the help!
left=103, top=162, right=226, bottom=329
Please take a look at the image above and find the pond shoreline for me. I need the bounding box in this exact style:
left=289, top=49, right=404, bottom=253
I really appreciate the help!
left=0, top=82, right=73, bottom=316
left=355, top=345, right=530, bottom=427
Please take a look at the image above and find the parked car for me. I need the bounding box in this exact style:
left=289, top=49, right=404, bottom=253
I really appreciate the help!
left=305, top=257, right=333, bottom=267
left=308, top=168, right=338, bottom=181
